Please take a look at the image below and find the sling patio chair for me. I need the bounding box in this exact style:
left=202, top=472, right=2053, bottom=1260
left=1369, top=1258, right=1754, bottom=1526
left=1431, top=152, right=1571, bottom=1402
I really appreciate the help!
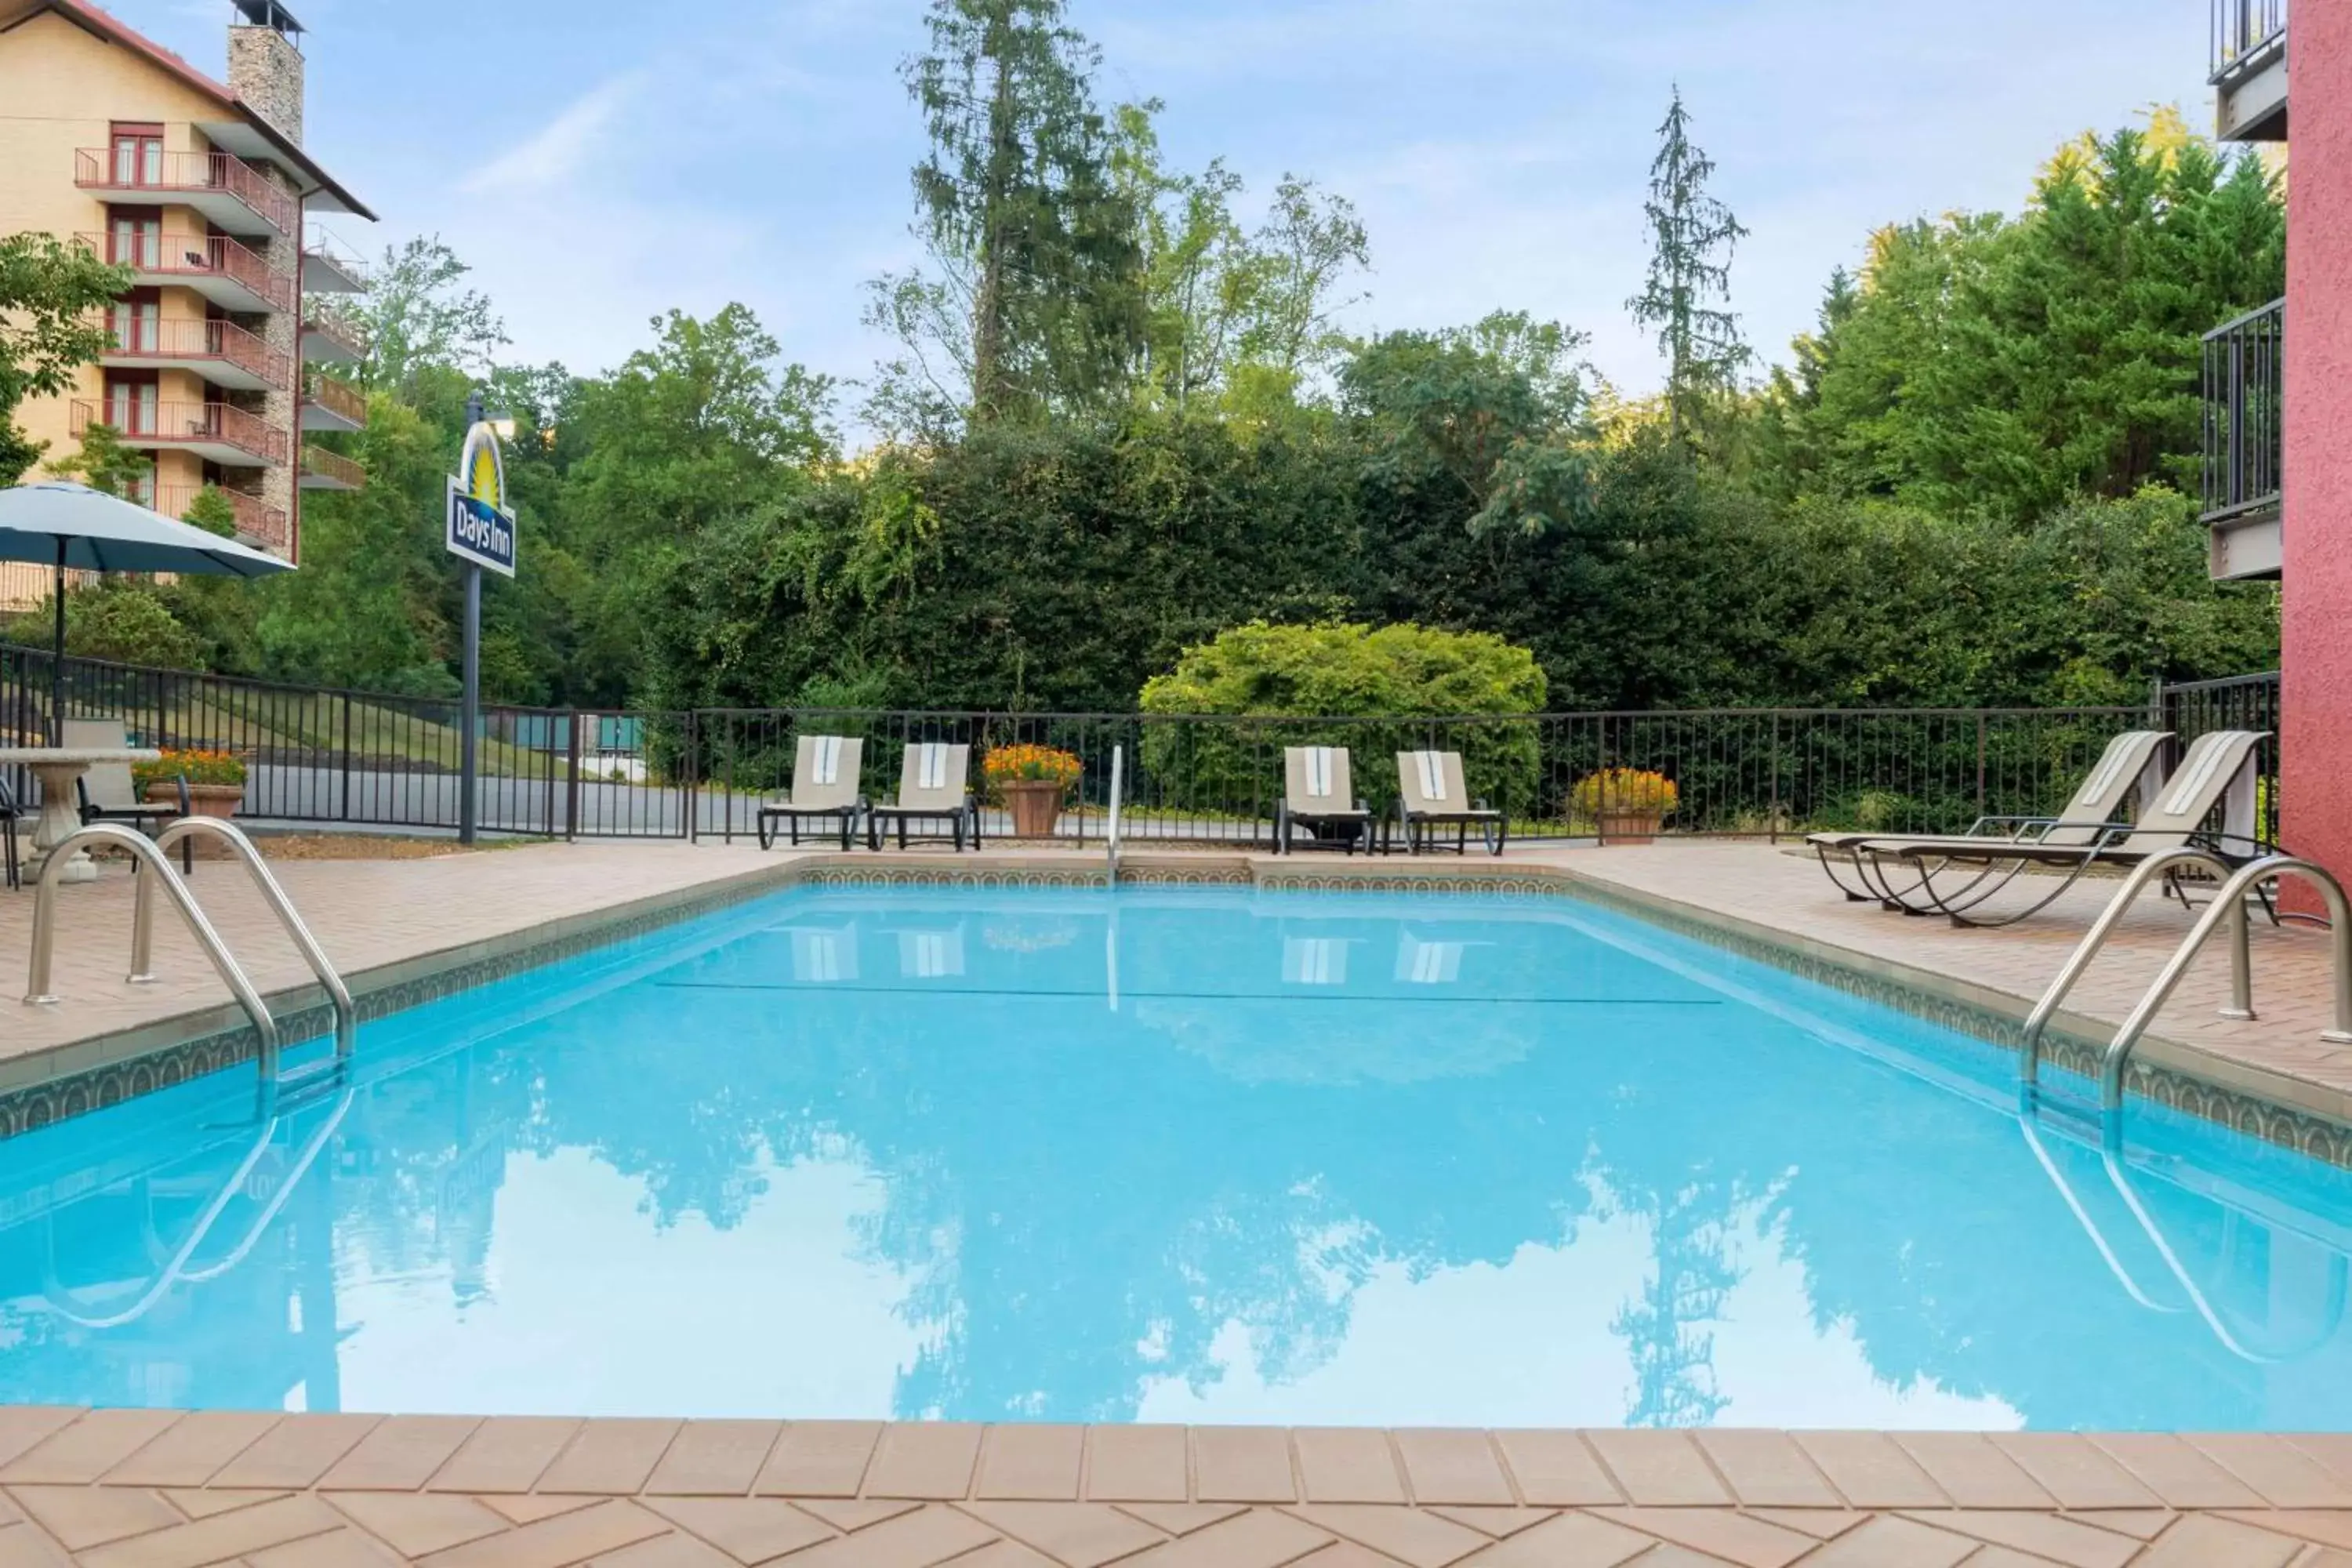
left=1276, top=746, right=1376, bottom=854
left=1395, top=749, right=1507, bottom=856
left=1857, top=728, right=2271, bottom=928
left=64, top=718, right=192, bottom=874
left=1809, top=728, right=2171, bottom=909
left=756, top=735, right=865, bottom=851
left=0, top=774, right=20, bottom=891
left=867, top=741, right=980, bottom=851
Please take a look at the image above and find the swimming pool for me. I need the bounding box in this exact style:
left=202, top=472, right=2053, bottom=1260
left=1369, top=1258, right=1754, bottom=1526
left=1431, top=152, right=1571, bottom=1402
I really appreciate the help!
left=2, top=881, right=2349, bottom=1429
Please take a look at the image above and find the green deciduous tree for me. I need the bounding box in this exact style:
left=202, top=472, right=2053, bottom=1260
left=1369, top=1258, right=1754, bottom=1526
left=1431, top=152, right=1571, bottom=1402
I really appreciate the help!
left=44, top=419, right=151, bottom=498
left=1628, top=89, right=1749, bottom=445
left=0, top=234, right=132, bottom=483
left=352, top=236, right=511, bottom=394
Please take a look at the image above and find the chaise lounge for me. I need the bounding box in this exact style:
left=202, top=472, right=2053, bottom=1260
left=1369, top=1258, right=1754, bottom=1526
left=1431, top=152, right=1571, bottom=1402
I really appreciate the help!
left=1276, top=746, right=1375, bottom=854
left=1395, top=749, right=1506, bottom=856
left=1853, top=728, right=2271, bottom=927
left=867, top=741, right=980, bottom=851
left=757, top=735, right=865, bottom=851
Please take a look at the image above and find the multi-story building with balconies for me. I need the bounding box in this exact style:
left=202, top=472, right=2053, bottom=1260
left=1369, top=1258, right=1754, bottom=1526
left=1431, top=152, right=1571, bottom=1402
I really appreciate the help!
left=2203, top=0, right=2352, bottom=887
left=0, top=0, right=373, bottom=608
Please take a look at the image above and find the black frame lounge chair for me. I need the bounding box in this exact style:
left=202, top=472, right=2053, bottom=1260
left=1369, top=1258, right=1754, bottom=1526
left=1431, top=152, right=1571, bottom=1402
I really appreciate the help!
left=1395, top=750, right=1506, bottom=856
left=1853, top=729, right=2271, bottom=928
left=1809, top=728, right=2171, bottom=909
left=757, top=735, right=865, bottom=851
left=868, top=741, right=981, bottom=851
left=64, top=718, right=191, bottom=874
left=0, top=774, right=20, bottom=891
left=1276, top=746, right=1376, bottom=854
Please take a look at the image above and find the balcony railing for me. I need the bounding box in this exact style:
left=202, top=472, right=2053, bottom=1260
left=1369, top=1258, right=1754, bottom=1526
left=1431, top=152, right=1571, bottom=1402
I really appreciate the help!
left=2203, top=298, right=2284, bottom=525
left=71, top=400, right=287, bottom=466
left=76, top=230, right=292, bottom=313
left=73, top=147, right=293, bottom=237
left=301, top=230, right=370, bottom=294
left=95, top=314, right=289, bottom=388
left=300, top=445, right=365, bottom=489
left=301, top=305, right=367, bottom=363
left=2212, top=0, right=2287, bottom=84
left=303, top=371, right=368, bottom=428
left=154, top=485, right=289, bottom=550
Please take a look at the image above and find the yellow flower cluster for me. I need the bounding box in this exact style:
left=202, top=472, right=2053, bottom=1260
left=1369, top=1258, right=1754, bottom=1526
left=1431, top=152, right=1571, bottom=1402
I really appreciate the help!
left=1570, top=767, right=1679, bottom=815
left=982, top=743, right=1083, bottom=787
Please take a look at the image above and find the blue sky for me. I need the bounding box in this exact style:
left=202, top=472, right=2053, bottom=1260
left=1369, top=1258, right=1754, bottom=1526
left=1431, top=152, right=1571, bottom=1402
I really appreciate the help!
left=126, top=0, right=2211, bottom=412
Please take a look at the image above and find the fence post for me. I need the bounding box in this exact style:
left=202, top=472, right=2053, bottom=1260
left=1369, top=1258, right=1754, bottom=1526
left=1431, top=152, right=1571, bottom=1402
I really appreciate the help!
left=565, top=713, right=582, bottom=841
left=1768, top=713, right=1781, bottom=844
left=339, top=691, right=353, bottom=824
left=1975, top=713, right=1987, bottom=823
left=685, top=710, right=700, bottom=844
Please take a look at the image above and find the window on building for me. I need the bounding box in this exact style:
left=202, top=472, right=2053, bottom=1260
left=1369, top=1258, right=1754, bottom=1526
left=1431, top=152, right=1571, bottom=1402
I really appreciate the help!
left=103, top=373, right=158, bottom=437
left=108, top=292, right=160, bottom=354
left=107, top=209, right=162, bottom=269
left=109, top=124, right=163, bottom=186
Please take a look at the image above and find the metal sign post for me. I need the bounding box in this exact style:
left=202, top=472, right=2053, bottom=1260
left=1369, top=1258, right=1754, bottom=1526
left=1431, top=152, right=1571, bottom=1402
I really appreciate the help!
left=446, top=401, right=517, bottom=845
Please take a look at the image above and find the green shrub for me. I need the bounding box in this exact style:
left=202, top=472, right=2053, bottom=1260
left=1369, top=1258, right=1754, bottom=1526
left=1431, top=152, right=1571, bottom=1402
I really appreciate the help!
left=1138, top=621, right=1545, bottom=815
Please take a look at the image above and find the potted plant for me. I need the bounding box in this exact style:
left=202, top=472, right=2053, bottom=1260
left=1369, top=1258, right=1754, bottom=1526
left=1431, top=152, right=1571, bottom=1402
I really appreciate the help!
left=136, top=749, right=248, bottom=829
left=1570, top=767, right=1678, bottom=844
left=983, top=744, right=1083, bottom=838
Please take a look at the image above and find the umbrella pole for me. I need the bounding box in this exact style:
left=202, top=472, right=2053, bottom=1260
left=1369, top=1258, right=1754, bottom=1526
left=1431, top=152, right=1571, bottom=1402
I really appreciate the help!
left=49, top=536, right=64, bottom=746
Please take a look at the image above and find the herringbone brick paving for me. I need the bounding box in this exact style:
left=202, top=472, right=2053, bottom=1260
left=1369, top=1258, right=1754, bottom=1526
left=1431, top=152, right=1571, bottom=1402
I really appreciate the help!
left=4, top=1413, right=2352, bottom=1566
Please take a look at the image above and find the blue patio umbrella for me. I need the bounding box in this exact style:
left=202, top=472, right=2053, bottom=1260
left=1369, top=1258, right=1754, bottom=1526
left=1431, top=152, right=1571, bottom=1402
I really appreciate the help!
left=0, top=482, right=293, bottom=742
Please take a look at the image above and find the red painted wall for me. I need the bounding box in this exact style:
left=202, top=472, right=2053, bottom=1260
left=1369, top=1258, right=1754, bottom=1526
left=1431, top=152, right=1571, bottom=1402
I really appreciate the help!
left=2281, top=4, right=2352, bottom=880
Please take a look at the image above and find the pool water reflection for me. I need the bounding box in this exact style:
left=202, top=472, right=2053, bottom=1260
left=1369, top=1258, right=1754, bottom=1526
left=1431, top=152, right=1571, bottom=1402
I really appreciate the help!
left=2, top=884, right=2350, bottom=1428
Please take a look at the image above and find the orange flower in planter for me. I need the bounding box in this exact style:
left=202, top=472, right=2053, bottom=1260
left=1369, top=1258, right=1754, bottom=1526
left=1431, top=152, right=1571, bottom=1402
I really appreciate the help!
left=132, top=749, right=247, bottom=794
left=982, top=744, right=1083, bottom=793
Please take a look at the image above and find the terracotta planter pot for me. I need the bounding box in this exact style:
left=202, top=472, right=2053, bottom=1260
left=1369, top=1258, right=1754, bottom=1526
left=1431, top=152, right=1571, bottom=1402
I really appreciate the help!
left=1598, top=811, right=1665, bottom=845
left=1000, top=779, right=1067, bottom=838
left=146, top=781, right=245, bottom=856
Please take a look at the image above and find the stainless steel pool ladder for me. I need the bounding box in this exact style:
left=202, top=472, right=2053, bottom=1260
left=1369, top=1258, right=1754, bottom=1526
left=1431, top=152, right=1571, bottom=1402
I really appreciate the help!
left=2020, top=848, right=2352, bottom=1145
left=1106, top=744, right=1125, bottom=887
left=22, top=818, right=355, bottom=1099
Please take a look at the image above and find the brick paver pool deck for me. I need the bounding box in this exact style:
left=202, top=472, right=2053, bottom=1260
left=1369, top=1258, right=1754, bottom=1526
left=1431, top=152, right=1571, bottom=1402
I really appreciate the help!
left=3, top=1413, right=2352, bottom=1565
left=8, top=838, right=2352, bottom=1564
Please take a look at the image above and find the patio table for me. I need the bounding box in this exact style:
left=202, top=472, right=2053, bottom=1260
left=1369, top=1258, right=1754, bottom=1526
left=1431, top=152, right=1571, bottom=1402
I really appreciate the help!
left=0, top=746, right=161, bottom=885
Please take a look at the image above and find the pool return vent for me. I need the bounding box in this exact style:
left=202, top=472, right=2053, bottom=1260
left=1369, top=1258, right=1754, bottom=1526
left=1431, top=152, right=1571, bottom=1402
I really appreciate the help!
left=2020, top=849, right=2352, bottom=1149
left=23, top=817, right=355, bottom=1114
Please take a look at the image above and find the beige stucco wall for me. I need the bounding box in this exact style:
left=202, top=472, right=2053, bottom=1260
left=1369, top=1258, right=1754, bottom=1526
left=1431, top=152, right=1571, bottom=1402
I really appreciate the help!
left=0, top=8, right=296, bottom=561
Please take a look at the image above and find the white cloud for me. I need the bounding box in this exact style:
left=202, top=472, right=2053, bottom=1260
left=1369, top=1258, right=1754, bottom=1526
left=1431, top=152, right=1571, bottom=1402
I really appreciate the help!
left=461, top=74, right=645, bottom=196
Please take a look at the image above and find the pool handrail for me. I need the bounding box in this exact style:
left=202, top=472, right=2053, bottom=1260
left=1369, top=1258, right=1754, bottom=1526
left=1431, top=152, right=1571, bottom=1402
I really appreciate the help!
left=2101, top=855, right=2352, bottom=1131
left=21, top=823, right=279, bottom=1065
left=1106, top=743, right=1124, bottom=886
left=136, top=815, right=356, bottom=1073
left=2019, top=847, right=2241, bottom=1106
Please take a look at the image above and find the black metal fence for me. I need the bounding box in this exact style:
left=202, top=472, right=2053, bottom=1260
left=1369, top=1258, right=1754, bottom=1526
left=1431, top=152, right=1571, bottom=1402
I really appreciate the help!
left=2212, top=0, right=2288, bottom=82
left=2161, top=669, right=2283, bottom=852
left=2202, top=298, right=2285, bottom=525
left=0, top=643, right=2292, bottom=853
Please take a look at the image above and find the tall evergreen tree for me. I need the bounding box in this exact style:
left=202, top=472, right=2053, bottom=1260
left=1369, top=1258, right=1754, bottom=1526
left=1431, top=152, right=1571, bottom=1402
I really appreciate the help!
left=1627, top=89, right=1749, bottom=443
left=873, top=0, right=1145, bottom=430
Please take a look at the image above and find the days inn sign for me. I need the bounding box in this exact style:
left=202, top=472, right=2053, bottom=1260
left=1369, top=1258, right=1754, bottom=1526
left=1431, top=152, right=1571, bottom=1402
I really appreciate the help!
left=445, top=420, right=517, bottom=577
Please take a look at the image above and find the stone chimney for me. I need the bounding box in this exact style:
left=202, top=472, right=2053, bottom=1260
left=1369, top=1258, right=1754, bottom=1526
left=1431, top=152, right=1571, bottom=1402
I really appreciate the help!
left=227, top=0, right=305, bottom=144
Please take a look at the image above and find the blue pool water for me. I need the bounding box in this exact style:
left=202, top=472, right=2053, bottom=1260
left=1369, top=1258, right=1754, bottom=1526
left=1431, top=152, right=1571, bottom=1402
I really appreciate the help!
left=4, top=883, right=2351, bottom=1429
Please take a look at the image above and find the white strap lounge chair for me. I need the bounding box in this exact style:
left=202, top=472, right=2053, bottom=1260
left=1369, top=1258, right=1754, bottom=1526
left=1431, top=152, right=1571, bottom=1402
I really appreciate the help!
left=1864, top=729, right=2271, bottom=927
left=1809, top=728, right=2171, bottom=908
left=757, top=735, right=865, bottom=851
left=1276, top=746, right=1374, bottom=855
left=1395, top=750, right=1505, bottom=856
left=867, top=742, right=979, bottom=851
